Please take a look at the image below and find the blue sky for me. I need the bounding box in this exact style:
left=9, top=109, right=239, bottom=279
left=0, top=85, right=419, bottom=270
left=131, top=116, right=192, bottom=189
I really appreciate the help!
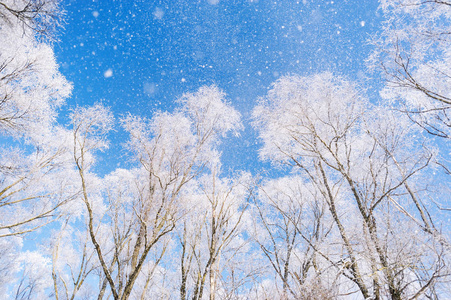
left=55, top=0, right=383, bottom=174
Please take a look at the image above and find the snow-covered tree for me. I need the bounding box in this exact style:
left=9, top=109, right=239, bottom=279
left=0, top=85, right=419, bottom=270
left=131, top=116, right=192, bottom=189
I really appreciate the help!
left=252, top=176, right=337, bottom=299
left=177, top=169, right=253, bottom=300
left=0, top=2, right=79, bottom=298
left=370, top=0, right=451, bottom=139
left=370, top=0, right=451, bottom=237
left=0, top=0, right=74, bottom=234
left=253, top=73, right=450, bottom=299
left=0, top=0, right=75, bottom=237
left=71, top=86, right=242, bottom=299
left=48, top=220, right=99, bottom=300
left=0, top=0, right=71, bottom=137
left=12, top=251, right=53, bottom=300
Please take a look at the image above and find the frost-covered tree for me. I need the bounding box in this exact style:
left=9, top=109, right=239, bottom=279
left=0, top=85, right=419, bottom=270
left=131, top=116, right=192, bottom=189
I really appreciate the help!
left=370, top=0, right=451, bottom=139
left=0, top=0, right=71, bottom=136
left=0, top=0, right=63, bottom=39
left=252, top=176, right=337, bottom=299
left=71, top=86, right=242, bottom=300
left=253, top=73, right=450, bottom=299
left=0, top=135, right=75, bottom=237
left=370, top=0, right=451, bottom=243
left=177, top=169, right=253, bottom=300
left=12, top=251, right=53, bottom=300
left=0, top=0, right=74, bottom=238
left=48, top=220, right=99, bottom=300
left=0, top=2, right=77, bottom=298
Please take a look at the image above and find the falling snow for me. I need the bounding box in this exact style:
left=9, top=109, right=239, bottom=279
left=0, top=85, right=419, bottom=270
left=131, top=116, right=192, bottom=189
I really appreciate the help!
left=104, top=69, right=113, bottom=78
left=3, top=1, right=450, bottom=297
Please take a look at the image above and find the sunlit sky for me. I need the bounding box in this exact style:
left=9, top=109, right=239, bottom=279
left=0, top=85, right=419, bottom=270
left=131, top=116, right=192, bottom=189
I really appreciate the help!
left=55, top=0, right=383, bottom=174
